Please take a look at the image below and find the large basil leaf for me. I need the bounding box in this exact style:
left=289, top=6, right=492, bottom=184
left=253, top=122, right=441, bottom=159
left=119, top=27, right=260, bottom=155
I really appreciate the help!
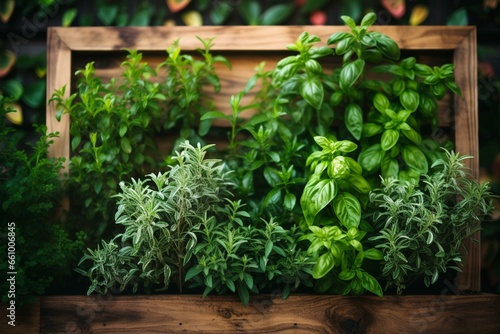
left=402, top=145, right=428, bottom=173
left=301, top=176, right=337, bottom=226
left=400, top=89, right=420, bottom=112
left=402, top=128, right=422, bottom=145
left=381, top=155, right=399, bottom=179
left=312, top=252, right=335, bottom=279
left=373, top=93, right=390, bottom=113
left=301, top=77, right=323, bottom=110
left=333, top=192, right=361, bottom=229
left=345, top=103, right=363, bottom=140
left=346, top=174, right=371, bottom=194
left=381, top=129, right=399, bottom=151
left=358, top=144, right=385, bottom=173
left=340, top=59, right=365, bottom=92
left=372, top=32, right=400, bottom=61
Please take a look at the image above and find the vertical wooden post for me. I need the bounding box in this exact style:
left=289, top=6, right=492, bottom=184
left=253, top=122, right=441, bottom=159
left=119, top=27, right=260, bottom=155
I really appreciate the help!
left=453, top=27, right=480, bottom=292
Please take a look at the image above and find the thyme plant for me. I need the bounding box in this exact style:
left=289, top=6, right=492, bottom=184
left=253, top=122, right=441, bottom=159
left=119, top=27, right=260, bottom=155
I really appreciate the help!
left=369, top=150, right=494, bottom=294
left=186, top=202, right=313, bottom=305
left=76, top=142, right=230, bottom=293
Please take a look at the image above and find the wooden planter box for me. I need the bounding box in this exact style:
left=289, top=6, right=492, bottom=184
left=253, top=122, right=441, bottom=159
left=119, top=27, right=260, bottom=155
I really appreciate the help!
left=40, top=26, right=500, bottom=333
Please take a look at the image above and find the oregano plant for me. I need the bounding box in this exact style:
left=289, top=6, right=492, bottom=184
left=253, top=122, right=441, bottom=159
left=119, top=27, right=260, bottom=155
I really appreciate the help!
left=369, top=150, right=494, bottom=294
left=49, top=40, right=229, bottom=239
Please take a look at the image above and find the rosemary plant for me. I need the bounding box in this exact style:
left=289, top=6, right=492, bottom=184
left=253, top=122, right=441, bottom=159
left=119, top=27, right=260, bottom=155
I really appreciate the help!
left=369, top=150, right=494, bottom=294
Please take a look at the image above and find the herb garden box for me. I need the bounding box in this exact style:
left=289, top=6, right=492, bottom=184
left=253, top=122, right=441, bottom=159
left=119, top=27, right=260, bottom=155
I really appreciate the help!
left=39, top=25, right=500, bottom=333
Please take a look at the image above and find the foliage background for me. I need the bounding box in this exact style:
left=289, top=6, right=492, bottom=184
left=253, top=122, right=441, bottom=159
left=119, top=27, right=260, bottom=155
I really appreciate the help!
left=1, top=0, right=499, bottom=296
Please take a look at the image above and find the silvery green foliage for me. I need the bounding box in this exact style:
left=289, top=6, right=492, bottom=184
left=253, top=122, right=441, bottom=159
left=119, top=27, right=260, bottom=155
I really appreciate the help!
left=369, top=150, right=494, bottom=294
left=76, top=141, right=230, bottom=294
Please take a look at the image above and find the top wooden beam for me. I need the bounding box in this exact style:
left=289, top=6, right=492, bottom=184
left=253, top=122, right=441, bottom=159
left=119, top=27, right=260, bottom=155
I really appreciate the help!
left=49, top=25, right=475, bottom=51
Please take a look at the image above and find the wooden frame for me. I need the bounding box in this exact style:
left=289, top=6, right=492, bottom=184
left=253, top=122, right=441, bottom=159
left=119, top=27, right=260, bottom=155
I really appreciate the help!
left=40, top=294, right=500, bottom=333
left=47, top=25, right=479, bottom=288
left=43, top=26, right=500, bottom=333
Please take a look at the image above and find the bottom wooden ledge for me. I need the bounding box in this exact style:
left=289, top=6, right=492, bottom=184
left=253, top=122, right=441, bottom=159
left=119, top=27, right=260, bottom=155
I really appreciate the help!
left=40, top=294, right=500, bottom=334
left=0, top=298, right=40, bottom=334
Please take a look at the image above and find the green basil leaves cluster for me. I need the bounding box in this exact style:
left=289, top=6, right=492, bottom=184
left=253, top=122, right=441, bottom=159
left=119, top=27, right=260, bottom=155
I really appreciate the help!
left=300, top=136, right=383, bottom=296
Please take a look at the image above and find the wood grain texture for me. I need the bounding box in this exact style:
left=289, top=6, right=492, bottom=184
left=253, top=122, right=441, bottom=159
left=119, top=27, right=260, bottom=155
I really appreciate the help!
left=40, top=294, right=500, bottom=333
left=51, top=26, right=475, bottom=51
left=452, top=27, right=481, bottom=292
left=47, top=28, right=72, bottom=172
left=0, top=299, right=40, bottom=334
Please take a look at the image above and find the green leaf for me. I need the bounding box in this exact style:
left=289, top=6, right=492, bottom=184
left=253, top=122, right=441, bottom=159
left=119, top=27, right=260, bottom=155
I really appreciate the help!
left=263, top=167, right=281, bottom=187
left=262, top=187, right=281, bottom=209
left=338, top=140, right=358, bottom=153
left=239, top=0, right=261, bottom=25
left=340, top=15, right=357, bottom=30
left=346, top=174, right=371, bottom=194
left=284, top=193, right=296, bottom=211
left=373, top=93, right=390, bottom=113
left=62, top=8, right=77, bottom=27
left=381, top=129, right=399, bottom=151
left=340, top=59, right=365, bottom=92
left=359, top=271, right=383, bottom=296
left=445, top=80, right=462, bottom=96
left=360, top=12, right=377, bottom=27
left=312, top=252, right=335, bottom=279
left=447, top=7, right=468, bottom=26
left=327, top=32, right=352, bottom=45
left=333, top=192, right=361, bottom=229
left=301, top=77, right=323, bottom=110
left=261, top=4, right=294, bottom=25
left=305, top=59, right=323, bottom=75
left=238, top=283, right=250, bottom=306
left=381, top=156, right=399, bottom=179
left=265, top=240, right=273, bottom=258
left=358, top=144, right=385, bottom=173
left=119, top=124, right=127, bottom=137
left=184, top=266, right=203, bottom=281
left=200, top=110, right=226, bottom=121
left=209, top=2, right=233, bottom=25
left=339, top=269, right=356, bottom=281
left=345, top=103, right=363, bottom=140
left=97, top=3, right=118, bottom=26
left=301, top=177, right=337, bottom=226
left=243, top=273, right=254, bottom=289
left=2, top=80, right=23, bottom=100
left=335, top=36, right=355, bottom=56
left=364, top=248, right=383, bottom=260
left=402, top=128, right=422, bottom=145
left=22, top=80, right=45, bottom=108
left=373, top=33, right=400, bottom=61
left=330, top=91, right=344, bottom=106
left=402, top=145, right=428, bottom=173
left=400, top=89, right=420, bottom=112
left=121, top=137, right=132, bottom=154
left=362, top=123, right=383, bottom=137
left=342, top=0, right=363, bottom=23
left=94, top=180, right=102, bottom=194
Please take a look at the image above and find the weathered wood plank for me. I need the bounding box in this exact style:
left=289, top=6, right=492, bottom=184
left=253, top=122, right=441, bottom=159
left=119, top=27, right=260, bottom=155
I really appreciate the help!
left=47, top=28, right=72, bottom=173
left=452, top=27, right=480, bottom=292
left=51, top=26, right=475, bottom=51
left=40, top=294, right=500, bottom=333
left=0, top=299, right=40, bottom=334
